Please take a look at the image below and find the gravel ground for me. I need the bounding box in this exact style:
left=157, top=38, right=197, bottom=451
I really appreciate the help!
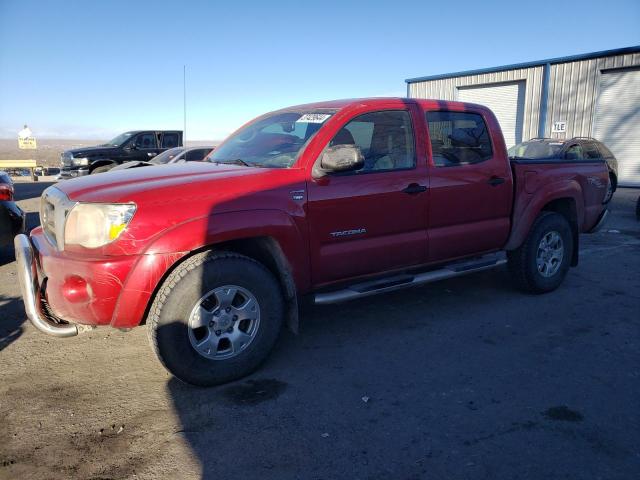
left=1, top=183, right=639, bottom=480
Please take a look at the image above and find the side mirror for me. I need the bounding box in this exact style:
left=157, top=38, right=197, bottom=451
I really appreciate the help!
left=319, top=144, right=364, bottom=174
left=127, top=143, right=137, bottom=151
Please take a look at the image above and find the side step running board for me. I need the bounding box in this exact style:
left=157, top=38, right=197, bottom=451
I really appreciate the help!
left=314, top=254, right=507, bottom=305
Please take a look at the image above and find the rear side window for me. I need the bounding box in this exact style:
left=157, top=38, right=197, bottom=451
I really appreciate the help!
left=162, top=133, right=180, bottom=148
left=597, top=143, right=614, bottom=158
left=583, top=142, right=601, bottom=159
left=426, top=111, right=493, bottom=167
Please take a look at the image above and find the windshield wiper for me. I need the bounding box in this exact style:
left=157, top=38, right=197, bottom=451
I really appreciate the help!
left=213, top=158, right=251, bottom=167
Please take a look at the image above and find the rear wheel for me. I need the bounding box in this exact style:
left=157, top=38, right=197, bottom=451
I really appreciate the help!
left=507, top=212, right=573, bottom=293
left=148, top=251, right=284, bottom=387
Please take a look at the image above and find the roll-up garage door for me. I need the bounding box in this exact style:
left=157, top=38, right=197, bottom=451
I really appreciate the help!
left=593, top=68, right=640, bottom=187
left=457, top=81, right=525, bottom=148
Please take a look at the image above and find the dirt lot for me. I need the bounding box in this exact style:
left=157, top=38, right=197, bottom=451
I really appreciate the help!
left=1, top=183, right=639, bottom=480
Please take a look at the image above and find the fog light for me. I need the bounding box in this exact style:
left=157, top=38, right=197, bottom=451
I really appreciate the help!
left=61, top=275, right=92, bottom=303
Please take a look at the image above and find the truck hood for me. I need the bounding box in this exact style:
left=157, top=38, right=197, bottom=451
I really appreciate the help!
left=65, top=145, right=119, bottom=158
left=55, top=161, right=291, bottom=205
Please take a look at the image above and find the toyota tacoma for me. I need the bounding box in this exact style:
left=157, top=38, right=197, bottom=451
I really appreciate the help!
left=14, top=98, right=610, bottom=386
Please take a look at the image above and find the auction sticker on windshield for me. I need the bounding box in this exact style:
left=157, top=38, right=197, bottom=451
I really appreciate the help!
left=297, top=113, right=331, bottom=123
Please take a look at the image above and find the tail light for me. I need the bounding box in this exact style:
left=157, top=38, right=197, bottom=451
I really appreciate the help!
left=0, top=184, right=13, bottom=201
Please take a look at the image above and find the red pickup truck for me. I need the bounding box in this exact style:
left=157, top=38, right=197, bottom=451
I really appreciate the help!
left=14, top=98, right=610, bottom=386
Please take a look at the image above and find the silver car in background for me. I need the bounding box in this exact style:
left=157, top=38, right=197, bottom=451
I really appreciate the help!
left=111, top=146, right=215, bottom=171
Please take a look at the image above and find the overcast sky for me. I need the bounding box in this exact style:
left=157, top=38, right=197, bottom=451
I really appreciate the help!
left=0, top=0, right=638, bottom=140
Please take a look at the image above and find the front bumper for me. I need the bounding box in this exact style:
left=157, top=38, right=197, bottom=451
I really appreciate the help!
left=14, top=228, right=187, bottom=335
left=59, top=168, right=89, bottom=179
left=14, top=234, right=79, bottom=337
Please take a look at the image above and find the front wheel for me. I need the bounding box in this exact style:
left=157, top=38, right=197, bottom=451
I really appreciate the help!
left=91, top=165, right=114, bottom=174
left=148, top=251, right=284, bottom=387
left=507, top=212, right=573, bottom=293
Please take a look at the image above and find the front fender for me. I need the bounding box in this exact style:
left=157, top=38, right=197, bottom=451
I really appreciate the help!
left=110, top=209, right=308, bottom=328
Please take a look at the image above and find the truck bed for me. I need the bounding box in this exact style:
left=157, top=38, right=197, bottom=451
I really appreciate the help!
left=507, top=157, right=609, bottom=250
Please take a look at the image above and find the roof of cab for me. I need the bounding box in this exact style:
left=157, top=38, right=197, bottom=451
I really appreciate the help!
left=276, top=97, right=488, bottom=112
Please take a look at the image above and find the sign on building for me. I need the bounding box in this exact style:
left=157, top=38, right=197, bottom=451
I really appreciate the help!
left=18, top=125, right=37, bottom=149
left=551, top=121, right=567, bottom=134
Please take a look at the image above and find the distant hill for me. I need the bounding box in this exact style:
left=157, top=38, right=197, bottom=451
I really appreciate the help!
left=0, top=138, right=221, bottom=167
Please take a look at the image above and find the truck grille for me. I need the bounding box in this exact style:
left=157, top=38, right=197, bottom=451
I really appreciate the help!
left=40, top=187, right=76, bottom=251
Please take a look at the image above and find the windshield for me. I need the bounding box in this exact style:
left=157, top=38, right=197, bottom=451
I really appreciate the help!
left=151, top=147, right=185, bottom=164
left=508, top=141, right=563, bottom=159
left=104, top=132, right=135, bottom=147
left=207, top=111, right=336, bottom=168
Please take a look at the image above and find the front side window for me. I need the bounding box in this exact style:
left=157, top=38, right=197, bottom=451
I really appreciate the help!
left=105, top=132, right=134, bottom=147
left=208, top=111, right=335, bottom=168
left=426, top=111, right=492, bottom=167
left=135, top=133, right=157, bottom=149
left=329, top=110, right=415, bottom=172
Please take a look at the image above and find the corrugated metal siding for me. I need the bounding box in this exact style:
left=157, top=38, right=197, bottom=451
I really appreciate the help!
left=592, top=69, right=640, bottom=186
left=408, top=66, right=544, bottom=141
left=545, top=52, right=640, bottom=138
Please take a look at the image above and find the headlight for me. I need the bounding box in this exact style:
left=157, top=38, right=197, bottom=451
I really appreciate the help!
left=64, top=203, right=136, bottom=249
left=72, top=157, right=89, bottom=166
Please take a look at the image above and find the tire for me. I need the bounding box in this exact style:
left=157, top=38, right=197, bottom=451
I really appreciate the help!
left=507, top=212, right=573, bottom=294
left=91, top=165, right=113, bottom=174
left=148, top=250, right=284, bottom=387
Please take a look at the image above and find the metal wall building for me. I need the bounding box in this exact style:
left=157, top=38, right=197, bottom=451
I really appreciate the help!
left=406, top=46, right=640, bottom=186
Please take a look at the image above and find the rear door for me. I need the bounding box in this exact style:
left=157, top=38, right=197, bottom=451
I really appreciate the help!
left=424, top=108, right=513, bottom=262
left=306, top=107, right=429, bottom=286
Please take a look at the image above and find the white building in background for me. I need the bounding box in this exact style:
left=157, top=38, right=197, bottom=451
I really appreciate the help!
left=406, top=46, right=640, bottom=186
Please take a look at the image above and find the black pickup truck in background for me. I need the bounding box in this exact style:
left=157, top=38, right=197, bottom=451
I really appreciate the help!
left=60, top=130, right=183, bottom=178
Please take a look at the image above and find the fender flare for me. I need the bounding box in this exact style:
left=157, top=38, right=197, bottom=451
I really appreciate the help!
left=505, top=180, right=584, bottom=251
left=111, top=209, right=307, bottom=330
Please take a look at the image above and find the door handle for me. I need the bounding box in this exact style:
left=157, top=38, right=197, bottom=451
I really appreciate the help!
left=487, top=176, right=505, bottom=186
left=402, top=183, right=427, bottom=195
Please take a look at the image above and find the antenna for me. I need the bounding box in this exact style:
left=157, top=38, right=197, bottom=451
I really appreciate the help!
left=183, top=65, right=187, bottom=144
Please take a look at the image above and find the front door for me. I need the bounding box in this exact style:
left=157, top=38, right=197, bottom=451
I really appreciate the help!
left=424, top=109, right=513, bottom=262
left=306, top=109, right=428, bottom=286
left=131, top=132, right=160, bottom=161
